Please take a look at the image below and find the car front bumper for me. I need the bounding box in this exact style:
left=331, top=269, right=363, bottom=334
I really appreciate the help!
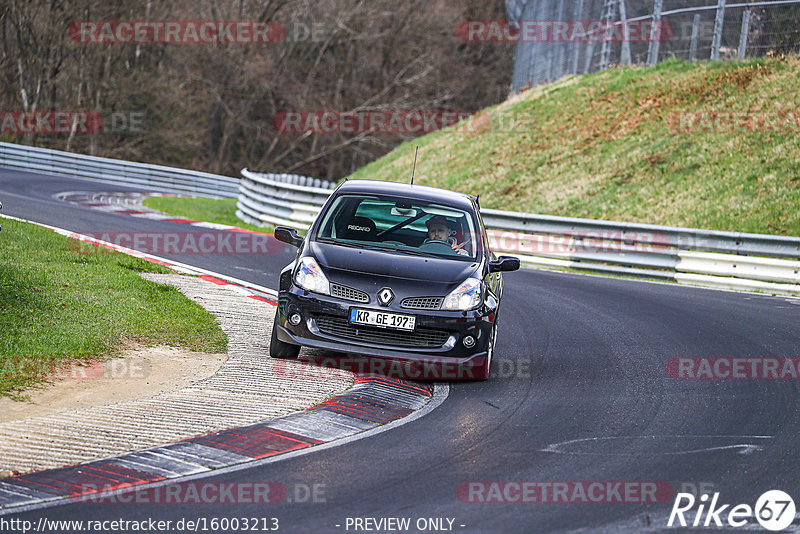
left=275, top=287, right=496, bottom=379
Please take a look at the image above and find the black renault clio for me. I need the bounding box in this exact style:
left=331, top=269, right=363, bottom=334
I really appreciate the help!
left=270, top=180, right=519, bottom=380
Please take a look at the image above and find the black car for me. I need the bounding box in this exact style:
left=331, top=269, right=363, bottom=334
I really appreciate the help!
left=270, top=180, right=519, bottom=380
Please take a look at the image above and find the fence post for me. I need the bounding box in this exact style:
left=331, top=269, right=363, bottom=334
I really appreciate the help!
left=571, top=0, right=585, bottom=74
left=738, top=8, right=751, bottom=60
left=689, top=14, right=701, bottom=61
left=710, top=0, right=727, bottom=60
left=552, top=0, right=566, bottom=80
left=647, top=0, right=664, bottom=66
left=600, top=0, right=615, bottom=71
left=584, top=40, right=597, bottom=73
left=525, top=0, right=542, bottom=87
left=619, top=0, right=632, bottom=65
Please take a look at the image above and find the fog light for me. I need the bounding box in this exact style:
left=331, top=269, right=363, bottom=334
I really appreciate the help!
left=463, top=335, right=476, bottom=348
left=289, top=313, right=302, bottom=326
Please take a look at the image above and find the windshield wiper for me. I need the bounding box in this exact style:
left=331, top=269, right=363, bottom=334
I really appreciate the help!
left=316, top=238, right=368, bottom=250
left=317, top=239, right=395, bottom=253
left=390, top=247, right=440, bottom=258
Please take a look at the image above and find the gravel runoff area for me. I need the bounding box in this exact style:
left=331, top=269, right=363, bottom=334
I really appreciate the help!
left=0, top=273, right=354, bottom=475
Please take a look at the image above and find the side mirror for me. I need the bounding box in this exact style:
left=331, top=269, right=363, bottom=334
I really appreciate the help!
left=489, top=255, right=520, bottom=273
left=274, top=226, right=303, bottom=248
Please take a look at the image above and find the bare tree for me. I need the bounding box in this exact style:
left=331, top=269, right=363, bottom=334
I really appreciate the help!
left=1, top=0, right=513, bottom=179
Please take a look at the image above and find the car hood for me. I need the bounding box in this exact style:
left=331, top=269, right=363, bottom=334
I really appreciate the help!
left=310, top=241, right=480, bottom=293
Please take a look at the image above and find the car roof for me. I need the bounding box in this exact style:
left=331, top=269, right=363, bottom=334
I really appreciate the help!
left=334, top=180, right=477, bottom=210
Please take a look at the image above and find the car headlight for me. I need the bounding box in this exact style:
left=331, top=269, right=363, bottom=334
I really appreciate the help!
left=294, top=257, right=330, bottom=295
left=442, top=278, right=482, bottom=311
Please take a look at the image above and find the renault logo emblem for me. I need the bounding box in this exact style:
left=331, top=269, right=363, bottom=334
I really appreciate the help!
left=378, top=288, right=394, bottom=306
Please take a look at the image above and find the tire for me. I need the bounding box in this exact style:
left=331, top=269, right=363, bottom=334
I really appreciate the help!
left=270, top=313, right=300, bottom=359
left=474, top=320, right=497, bottom=381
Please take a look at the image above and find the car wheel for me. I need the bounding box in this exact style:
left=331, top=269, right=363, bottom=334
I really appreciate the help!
left=475, top=320, right=497, bottom=381
left=270, top=313, right=300, bottom=359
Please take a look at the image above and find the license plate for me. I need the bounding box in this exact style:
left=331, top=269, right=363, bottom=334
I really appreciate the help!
left=349, top=309, right=416, bottom=331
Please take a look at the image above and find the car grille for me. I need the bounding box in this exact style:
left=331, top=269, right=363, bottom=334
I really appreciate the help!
left=400, top=297, right=443, bottom=310
left=330, top=283, right=369, bottom=303
left=314, top=315, right=450, bottom=348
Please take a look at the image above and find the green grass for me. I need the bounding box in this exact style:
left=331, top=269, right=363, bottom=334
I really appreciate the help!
left=0, top=218, right=227, bottom=399
left=348, top=57, right=800, bottom=236
left=143, top=196, right=272, bottom=233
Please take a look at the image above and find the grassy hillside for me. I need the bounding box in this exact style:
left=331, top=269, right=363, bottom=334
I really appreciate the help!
left=349, top=57, right=800, bottom=236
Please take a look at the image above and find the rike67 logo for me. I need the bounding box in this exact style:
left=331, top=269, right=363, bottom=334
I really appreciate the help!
left=669, top=490, right=796, bottom=531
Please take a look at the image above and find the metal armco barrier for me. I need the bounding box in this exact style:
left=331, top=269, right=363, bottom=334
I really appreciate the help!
left=483, top=209, right=800, bottom=295
left=1, top=145, right=795, bottom=296
left=0, top=142, right=239, bottom=198
left=238, top=168, right=800, bottom=295
left=237, top=168, right=335, bottom=228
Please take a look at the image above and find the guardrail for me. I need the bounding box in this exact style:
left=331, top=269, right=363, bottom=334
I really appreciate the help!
left=236, top=168, right=335, bottom=228
left=0, top=142, right=239, bottom=198
left=1, top=146, right=795, bottom=296
left=237, top=168, right=800, bottom=296
left=481, top=210, right=800, bottom=295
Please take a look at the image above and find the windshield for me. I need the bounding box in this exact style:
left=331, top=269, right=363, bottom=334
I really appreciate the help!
left=315, top=194, right=479, bottom=260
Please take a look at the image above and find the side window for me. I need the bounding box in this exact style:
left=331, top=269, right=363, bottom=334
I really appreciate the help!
left=318, top=198, right=344, bottom=237
left=318, top=196, right=362, bottom=239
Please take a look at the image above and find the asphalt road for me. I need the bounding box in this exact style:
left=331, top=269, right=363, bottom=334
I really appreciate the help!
left=2, top=170, right=800, bottom=533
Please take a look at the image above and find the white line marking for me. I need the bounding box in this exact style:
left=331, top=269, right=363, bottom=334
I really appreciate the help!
left=541, top=435, right=773, bottom=456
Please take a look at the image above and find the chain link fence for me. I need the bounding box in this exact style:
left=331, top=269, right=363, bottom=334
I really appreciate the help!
left=509, top=0, right=800, bottom=91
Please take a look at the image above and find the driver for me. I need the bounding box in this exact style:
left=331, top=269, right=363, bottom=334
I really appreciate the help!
left=425, top=215, right=467, bottom=255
